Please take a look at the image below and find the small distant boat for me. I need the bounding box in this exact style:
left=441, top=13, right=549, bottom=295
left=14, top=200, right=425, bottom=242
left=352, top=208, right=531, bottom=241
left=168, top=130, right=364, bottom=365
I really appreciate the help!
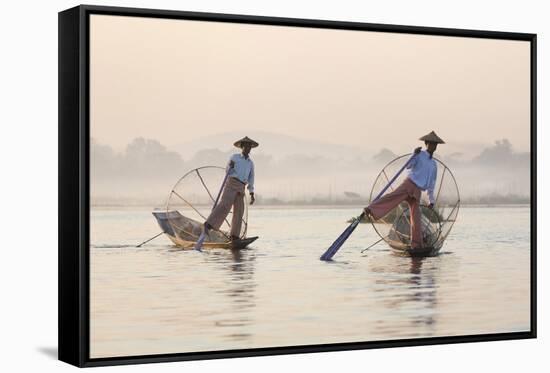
left=152, top=210, right=258, bottom=250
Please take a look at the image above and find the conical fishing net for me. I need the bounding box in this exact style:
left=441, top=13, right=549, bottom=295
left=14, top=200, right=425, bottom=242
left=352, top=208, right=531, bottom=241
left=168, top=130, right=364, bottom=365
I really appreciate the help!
left=165, top=166, right=248, bottom=247
left=369, top=154, right=460, bottom=251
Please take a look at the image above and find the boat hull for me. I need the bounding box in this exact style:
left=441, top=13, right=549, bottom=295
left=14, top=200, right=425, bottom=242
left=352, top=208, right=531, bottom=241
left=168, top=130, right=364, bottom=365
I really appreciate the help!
left=390, top=245, right=441, bottom=257
left=386, top=212, right=443, bottom=257
left=152, top=210, right=258, bottom=250
left=169, top=235, right=259, bottom=250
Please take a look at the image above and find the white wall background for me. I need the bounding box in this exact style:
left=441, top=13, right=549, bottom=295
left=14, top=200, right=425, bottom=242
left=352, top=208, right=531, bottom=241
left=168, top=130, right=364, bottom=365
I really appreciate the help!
left=0, top=0, right=546, bottom=371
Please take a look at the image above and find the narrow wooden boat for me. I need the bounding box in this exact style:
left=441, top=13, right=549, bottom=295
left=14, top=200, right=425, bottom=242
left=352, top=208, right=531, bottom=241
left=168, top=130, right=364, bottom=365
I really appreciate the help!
left=152, top=210, right=258, bottom=250
left=385, top=212, right=443, bottom=257
left=388, top=242, right=442, bottom=257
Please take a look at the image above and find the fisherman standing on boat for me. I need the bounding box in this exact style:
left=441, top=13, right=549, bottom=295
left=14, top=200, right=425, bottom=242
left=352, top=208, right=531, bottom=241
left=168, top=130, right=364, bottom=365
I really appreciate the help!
left=363, top=131, right=445, bottom=250
left=204, top=136, right=258, bottom=241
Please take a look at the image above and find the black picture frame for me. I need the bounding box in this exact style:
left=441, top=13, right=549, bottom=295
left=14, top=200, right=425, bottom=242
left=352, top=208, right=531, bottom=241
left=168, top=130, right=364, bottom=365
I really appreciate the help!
left=58, top=4, right=537, bottom=368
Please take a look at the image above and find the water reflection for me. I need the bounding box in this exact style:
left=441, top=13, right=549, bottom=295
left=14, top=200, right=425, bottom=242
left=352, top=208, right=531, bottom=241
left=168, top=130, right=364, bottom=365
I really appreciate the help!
left=369, top=256, right=438, bottom=338
left=407, top=258, right=437, bottom=329
left=205, top=248, right=258, bottom=342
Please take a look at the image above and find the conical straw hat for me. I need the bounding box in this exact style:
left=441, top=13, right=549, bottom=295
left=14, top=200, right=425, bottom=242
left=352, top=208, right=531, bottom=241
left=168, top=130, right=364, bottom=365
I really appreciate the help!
left=234, top=136, right=259, bottom=148
left=419, top=131, right=445, bottom=144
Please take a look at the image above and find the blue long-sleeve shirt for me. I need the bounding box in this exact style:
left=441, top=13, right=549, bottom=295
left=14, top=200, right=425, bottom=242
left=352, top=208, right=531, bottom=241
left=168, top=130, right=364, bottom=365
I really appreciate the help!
left=407, top=150, right=438, bottom=204
left=227, top=153, right=255, bottom=193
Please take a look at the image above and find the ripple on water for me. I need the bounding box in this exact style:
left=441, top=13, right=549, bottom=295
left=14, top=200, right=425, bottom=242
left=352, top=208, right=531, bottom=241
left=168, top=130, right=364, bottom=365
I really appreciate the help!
left=89, top=206, right=531, bottom=357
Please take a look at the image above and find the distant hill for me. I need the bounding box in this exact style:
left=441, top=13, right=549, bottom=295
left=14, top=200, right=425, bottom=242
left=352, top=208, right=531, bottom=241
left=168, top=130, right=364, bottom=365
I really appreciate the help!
left=170, top=130, right=370, bottom=161
left=372, top=148, right=397, bottom=164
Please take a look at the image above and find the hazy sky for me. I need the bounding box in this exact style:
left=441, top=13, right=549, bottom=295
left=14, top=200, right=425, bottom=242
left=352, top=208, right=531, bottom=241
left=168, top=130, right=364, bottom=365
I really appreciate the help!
left=90, top=15, right=531, bottom=153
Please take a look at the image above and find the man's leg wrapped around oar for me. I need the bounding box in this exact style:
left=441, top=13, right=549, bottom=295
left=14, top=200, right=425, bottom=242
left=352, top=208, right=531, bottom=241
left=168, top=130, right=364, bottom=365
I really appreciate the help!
left=365, top=178, right=423, bottom=249
left=319, top=154, right=418, bottom=261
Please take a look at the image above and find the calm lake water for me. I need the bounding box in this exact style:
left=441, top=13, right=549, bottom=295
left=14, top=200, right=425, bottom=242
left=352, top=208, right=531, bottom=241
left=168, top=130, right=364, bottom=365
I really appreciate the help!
left=90, top=206, right=531, bottom=358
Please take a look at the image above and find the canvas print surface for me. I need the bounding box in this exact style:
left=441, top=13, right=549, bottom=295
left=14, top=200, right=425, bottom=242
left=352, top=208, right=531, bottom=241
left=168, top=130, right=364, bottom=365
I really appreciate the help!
left=89, top=14, right=531, bottom=358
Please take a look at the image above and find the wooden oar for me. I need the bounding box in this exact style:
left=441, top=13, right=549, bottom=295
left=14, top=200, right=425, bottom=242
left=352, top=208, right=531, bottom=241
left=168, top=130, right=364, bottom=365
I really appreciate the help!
left=194, top=167, right=232, bottom=251
left=320, top=154, right=417, bottom=261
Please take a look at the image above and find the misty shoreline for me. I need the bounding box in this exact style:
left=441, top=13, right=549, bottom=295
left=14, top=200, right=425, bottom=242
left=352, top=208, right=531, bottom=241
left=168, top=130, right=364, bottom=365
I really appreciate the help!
left=92, top=135, right=530, bottom=206
left=91, top=202, right=530, bottom=209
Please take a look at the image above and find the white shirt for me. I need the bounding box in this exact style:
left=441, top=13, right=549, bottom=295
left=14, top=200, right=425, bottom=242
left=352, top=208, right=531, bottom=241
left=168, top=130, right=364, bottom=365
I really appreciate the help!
left=407, top=150, right=438, bottom=204
left=227, top=153, right=255, bottom=193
